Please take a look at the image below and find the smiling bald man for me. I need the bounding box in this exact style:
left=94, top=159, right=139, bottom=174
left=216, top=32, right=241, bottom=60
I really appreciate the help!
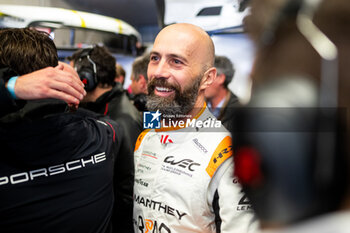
left=146, top=23, right=216, bottom=117
left=133, top=23, right=258, bottom=233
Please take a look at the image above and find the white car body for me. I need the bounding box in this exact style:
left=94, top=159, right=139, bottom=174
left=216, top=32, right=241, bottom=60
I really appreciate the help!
left=163, top=0, right=249, bottom=32
left=0, top=4, right=141, bottom=42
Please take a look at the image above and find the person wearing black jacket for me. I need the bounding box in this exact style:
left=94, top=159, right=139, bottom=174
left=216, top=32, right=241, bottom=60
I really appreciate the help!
left=70, top=45, right=141, bottom=233
left=69, top=45, right=142, bottom=146
left=0, top=27, right=124, bottom=233
left=81, top=81, right=142, bottom=146
left=0, top=68, right=23, bottom=117
left=205, top=55, right=240, bottom=131
left=127, top=54, right=150, bottom=112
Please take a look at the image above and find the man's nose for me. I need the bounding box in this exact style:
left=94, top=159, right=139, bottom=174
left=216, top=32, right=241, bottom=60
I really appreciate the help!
left=151, top=60, right=171, bottom=79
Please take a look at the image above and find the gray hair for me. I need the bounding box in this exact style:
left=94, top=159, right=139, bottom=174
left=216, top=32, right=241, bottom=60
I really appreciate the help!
left=215, top=55, right=235, bottom=88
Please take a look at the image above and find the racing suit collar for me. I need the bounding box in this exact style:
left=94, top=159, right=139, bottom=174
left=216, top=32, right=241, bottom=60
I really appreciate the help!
left=155, top=102, right=207, bottom=132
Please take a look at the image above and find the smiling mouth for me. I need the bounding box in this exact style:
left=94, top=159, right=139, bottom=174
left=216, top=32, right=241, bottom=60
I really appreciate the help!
left=154, top=86, right=176, bottom=97
left=155, top=86, right=174, bottom=92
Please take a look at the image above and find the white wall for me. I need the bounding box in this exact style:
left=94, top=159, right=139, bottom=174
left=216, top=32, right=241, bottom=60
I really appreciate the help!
left=212, top=33, right=255, bottom=104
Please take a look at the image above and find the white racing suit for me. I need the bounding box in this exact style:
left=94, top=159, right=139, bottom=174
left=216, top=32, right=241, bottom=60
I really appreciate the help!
left=133, top=107, right=258, bottom=233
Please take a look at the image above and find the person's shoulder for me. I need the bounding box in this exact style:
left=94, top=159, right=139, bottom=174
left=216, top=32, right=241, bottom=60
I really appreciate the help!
left=197, top=107, right=231, bottom=133
left=200, top=133, right=233, bottom=178
left=107, top=89, right=142, bottom=121
left=134, top=129, right=152, bottom=151
left=76, top=107, right=103, bottom=119
left=76, top=108, right=120, bottom=131
left=222, top=90, right=240, bottom=112
left=194, top=113, right=232, bottom=172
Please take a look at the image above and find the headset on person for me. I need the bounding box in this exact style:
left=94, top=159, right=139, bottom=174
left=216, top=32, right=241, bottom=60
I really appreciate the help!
left=231, top=0, right=347, bottom=225
left=74, top=46, right=98, bottom=91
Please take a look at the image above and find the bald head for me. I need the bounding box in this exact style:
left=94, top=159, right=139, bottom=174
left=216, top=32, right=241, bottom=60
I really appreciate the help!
left=147, top=23, right=218, bottom=115
left=154, top=23, right=215, bottom=71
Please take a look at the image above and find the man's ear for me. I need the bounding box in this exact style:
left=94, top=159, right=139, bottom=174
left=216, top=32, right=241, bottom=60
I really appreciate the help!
left=138, top=75, right=148, bottom=93
left=200, top=67, right=217, bottom=91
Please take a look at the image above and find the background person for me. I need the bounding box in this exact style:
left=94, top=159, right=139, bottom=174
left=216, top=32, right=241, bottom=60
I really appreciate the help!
left=205, top=55, right=240, bottom=131
left=127, top=54, right=150, bottom=111
left=115, top=63, right=126, bottom=86
left=70, top=45, right=141, bottom=233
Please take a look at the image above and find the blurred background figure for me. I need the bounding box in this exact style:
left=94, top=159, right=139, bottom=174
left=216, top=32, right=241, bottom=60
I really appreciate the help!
left=70, top=45, right=141, bottom=233
left=205, top=55, right=240, bottom=131
left=127, top=54, right=150, bottom=111
left=115, top=63, right=126, bottom=86
left=232, top=0, right=350, bottom=232
left=69, top=45, right=142, bottom=145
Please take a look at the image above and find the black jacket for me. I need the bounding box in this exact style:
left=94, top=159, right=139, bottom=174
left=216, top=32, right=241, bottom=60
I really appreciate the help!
left=127, top=93, right=148, bottom=112
left=80, top=83, right=141, bottom=233
left=0, top=68, right=25, bottom=118
left=81, top=83, right=142, bottom=147
left=217, top=90, right=240, bottom=132
left=0, top=100, right=122, bottom=233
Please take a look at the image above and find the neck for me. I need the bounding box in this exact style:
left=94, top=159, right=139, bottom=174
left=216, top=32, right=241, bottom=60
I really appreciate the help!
left=186, top=93, right=206, bottom=119
left=83, top=85, right=113, bottom=102
left=209, top=87, right=228, bottom=109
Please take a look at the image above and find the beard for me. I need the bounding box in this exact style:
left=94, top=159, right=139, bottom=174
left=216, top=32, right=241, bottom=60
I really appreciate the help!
left=146, top=76, right=202, bottom=118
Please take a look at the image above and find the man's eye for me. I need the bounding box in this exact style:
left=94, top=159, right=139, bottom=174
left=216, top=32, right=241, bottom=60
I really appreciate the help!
left=173, top=59, right=182, bottom=64
left=150, top=55, right=159, bottom=61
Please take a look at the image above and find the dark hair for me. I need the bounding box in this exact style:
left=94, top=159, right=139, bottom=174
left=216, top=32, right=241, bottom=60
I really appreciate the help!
left=71, top=45, right=116, bottom=87
left=214, top=55, right=235, bottom=88
left=0, top=27, right=58, bottom=75
left=132, top=54, right=150, bottom=82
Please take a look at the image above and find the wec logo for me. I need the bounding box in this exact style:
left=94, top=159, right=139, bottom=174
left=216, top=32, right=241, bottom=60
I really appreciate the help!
left=164, top=156, right=200, bottom=172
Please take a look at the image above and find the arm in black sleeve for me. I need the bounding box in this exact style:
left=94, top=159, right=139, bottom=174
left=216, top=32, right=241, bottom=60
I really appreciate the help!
left=0, top=68, right=25, bottom=118
left=109, top=118, right=135, bottom=233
